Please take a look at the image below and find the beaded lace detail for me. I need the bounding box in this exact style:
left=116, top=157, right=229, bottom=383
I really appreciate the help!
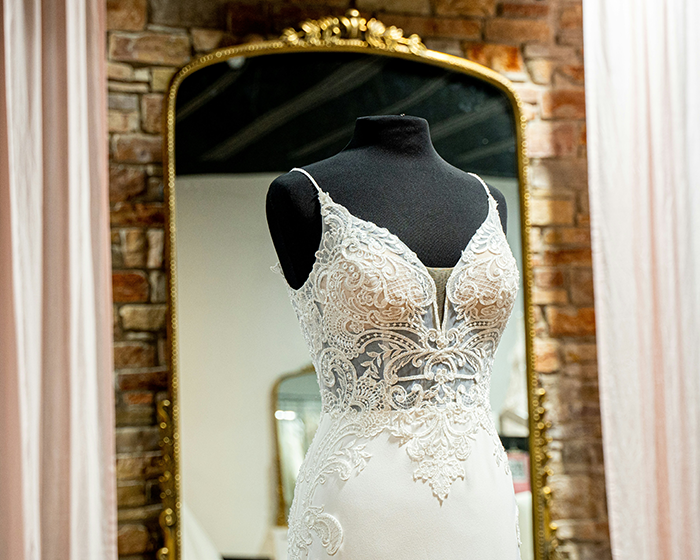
left=272, top=167, right=521, bottom=558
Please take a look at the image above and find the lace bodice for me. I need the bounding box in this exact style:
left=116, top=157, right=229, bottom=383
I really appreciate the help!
left=272, top=167, right=521, bottom=558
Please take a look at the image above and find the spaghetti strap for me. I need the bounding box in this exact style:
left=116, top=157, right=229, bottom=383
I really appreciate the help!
left=467, top=172, right=496, bottom=204
left=291, top=167, right=324, bottom=195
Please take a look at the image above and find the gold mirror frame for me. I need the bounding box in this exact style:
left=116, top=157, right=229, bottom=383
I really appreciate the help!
left=161, top=9, right=555, bottom=560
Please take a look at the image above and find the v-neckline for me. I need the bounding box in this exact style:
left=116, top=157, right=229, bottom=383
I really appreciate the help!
left=319, top=188, right=496, bottom=332
left=286, top=167, right=498, bottom=332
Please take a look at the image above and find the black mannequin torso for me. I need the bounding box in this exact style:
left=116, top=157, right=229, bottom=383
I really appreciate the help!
left=266, top=115, right=508, bottom=290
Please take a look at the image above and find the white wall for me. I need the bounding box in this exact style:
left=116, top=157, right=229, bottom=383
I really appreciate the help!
left=176, top=173, right=311, bottom=557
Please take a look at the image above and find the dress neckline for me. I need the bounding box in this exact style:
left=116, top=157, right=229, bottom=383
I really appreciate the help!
left=283, top=167, right=499, bottom=332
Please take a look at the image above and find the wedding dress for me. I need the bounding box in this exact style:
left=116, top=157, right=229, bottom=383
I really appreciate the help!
left=272, top=167, right=522, bottom=560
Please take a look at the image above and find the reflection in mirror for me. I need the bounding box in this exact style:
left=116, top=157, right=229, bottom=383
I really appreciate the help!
left=173, top=49, right=532, bottom=560
left=273, top=365, right=321, bottom=522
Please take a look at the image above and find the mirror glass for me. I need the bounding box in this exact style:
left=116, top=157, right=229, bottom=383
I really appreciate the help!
left=174, top=50, right=531, bottom=560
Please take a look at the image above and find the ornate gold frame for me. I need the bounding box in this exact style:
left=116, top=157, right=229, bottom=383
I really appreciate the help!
left=162, top=9, right=555, bottom=560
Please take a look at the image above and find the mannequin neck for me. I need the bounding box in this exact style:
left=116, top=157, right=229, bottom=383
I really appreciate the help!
left=344, top=115, right=440, bottom=158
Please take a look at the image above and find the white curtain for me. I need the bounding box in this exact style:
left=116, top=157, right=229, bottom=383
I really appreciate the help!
left=583, top=1, right=700, bottom=559
left=0, top=0, right=117, bottom=559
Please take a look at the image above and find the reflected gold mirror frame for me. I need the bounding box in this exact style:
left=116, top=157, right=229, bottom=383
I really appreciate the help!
left=271, top=363, right=318, bottom=526
left=160, top=9, right=555, bottom=560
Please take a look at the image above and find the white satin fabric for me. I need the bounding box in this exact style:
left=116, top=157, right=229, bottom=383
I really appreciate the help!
left=0, top=0, right=116, bottom=559
left=583, top=1, right=700, bottom=558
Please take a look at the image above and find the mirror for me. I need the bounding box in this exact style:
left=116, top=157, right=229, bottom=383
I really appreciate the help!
left=273, top=365, right=322, bottom=525
left=163, top=10, right=546, bottom=560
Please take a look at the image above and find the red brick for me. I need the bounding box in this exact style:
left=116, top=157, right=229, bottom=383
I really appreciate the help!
left=117, top=503, right=163, bottom=523
left=532, top=288, right=568, bottom=305
left=577, top=190, right=590, bottom=215
left=107, top=61, right=133, bottom=81
left=119, top=304, right=167, bottom=331
left=115, top=404, right=154, bottom=426
left=547, top=307, right=596, bottom=336
left=151, top=67, right=177, bottom=92
left=141, top=94, right=164, bottom=134
left=149, top=271, right=166, bottom=303
left=527, top=121, right=578, bottom=158
left=116, top=451, right=164, bottom=479
left=499, top=3, right=549, bottom=18
left=114, top=341, right=156, bottom=369
left=111, top=203, right=165, bottom=227
left=434, top=0, right=496, bottom=17
left=533, top=305, right=547, bottom=336
left=108, top=92, right=138, bottom=112
left=529, top=226, right=543, bottom=252
left=117, top=367, right=169, bottom=391
left=145, top=176, right=164, bottom=202
left=121, top=229, right=146, bottom=268
left=521, top=102, right=538, bottom=121
left=541, top=248, right=592, bottom=266
left=116, top=427, right=160, bottom=453
left=227, top=3, right=273, bottom=35
left=113, top=271, right=149, bottom=302
left=534, top=267, right=564, bottom=288
left=113, top=134, right=162, bottom=164
left=123, top=391, right=155, bottom=405
left=524, top=43, right=580, bottom=61
left=463, top=43, right=524, bottom=74
left=107, top=0, right=146, bottom=31
left=564, top=342, right=598, bottom=364
left=380, top=14, right=482, bottom=40
left=534, top=338, right=561, bottom=373
left=108, top=110, right=139, bottom=133
left=110, top=164, right=146, bottom=202
left=549, top=474, right=597, bottom=519
left=109, top=32, right=191, bottom=66
left=526, top=59, right=554, bottom=85
left=554, top=520, right=610, bottom=541
left=571, top=268, right=595, bottom=305
left=117, top=482, right=148, bottom=508
left=542, top=227, right=591, bottom=246
left=108, top=80, right=148, bottom=93
left=557, top=64, right=585, bottom=84
left=191, top=28, right=225, bottom=52
left=559, top=4, right=583, bottom=30
left=512, top=84, right=540, bottom=104
left=485, top=18, right=551, bottom=44
left=117, top=524, right=149, bottom=555
left=146, top=229, right=165, bottom=268
left=530, top=158, right=588, bottom=191
left=361, top=0, right=432, bottom=15
left=558, top=28, right=584, bottom=48
left=542, top=90, right=586, bottom=119
left=530, top=198, right=575, bottom=226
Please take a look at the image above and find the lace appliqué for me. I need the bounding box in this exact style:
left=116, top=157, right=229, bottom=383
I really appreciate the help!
left=273, top=170, right=520, bottom=559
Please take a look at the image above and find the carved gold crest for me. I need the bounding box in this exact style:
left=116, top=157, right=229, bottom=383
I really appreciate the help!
left=280, top=9, right=426, bottom=55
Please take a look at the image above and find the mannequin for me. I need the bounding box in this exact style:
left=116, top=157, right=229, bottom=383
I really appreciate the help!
left=267, top=115, right=522, bottom=560
left=266, top=115, right=508, bottom=296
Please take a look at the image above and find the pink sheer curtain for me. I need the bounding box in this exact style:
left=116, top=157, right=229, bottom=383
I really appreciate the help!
left=0, top=0, right=117, bottom=558
left=583, top=1, right=700, bottom=559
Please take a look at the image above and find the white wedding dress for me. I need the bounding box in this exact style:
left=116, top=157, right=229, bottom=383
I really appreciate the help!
left=272, top=167, right=522, bottom=560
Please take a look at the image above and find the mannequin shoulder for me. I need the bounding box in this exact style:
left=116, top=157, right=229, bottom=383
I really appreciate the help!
left=265, top=170, right=320, bottom=223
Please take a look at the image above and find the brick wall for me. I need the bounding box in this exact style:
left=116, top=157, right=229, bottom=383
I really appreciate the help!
left=107, top=0, right=610, bottom=558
